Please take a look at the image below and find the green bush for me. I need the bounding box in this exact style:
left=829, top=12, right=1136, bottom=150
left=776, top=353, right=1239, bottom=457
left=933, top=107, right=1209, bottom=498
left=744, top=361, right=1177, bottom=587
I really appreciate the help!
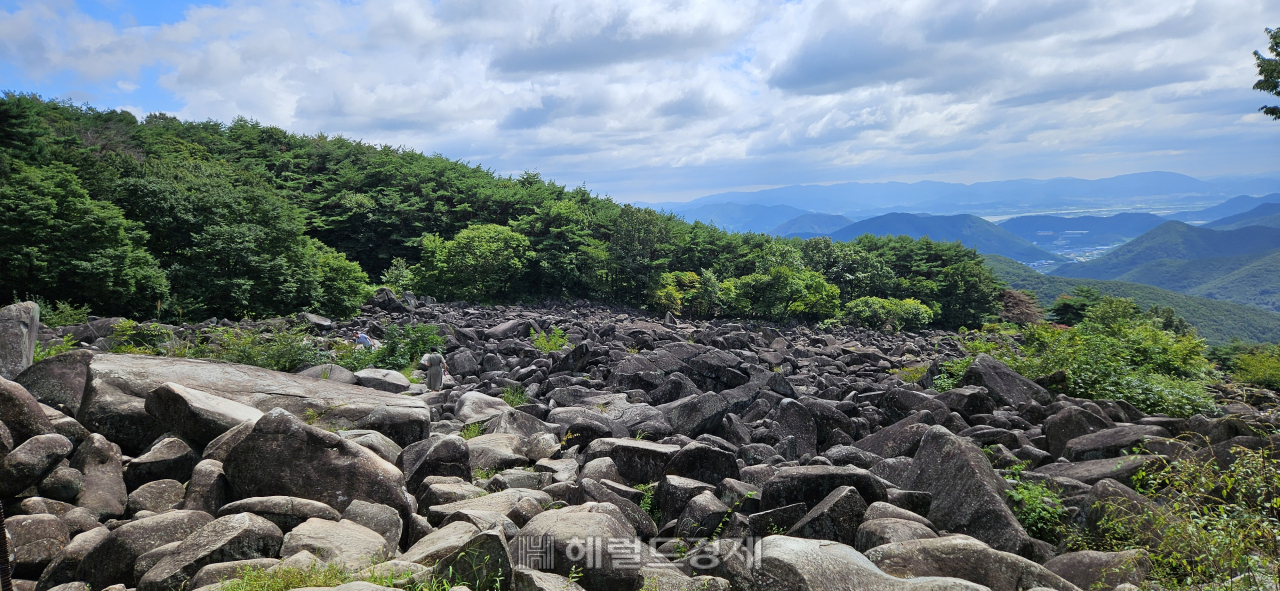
left=501, top=385, right=528, bottom=407
left=33, top=335, right=76, bottom=363
left=1232, top=345, right=1280, bottom=389
left=531, top=326, right=568, bottom=353
left=844, top=296, right=934, bottom=332
left=370, top=323, right=444, bottom=371
left=1004, top=465, right=1068, bottom=544
left=201, top=326, right=326, bottom=373
left=29, top=298, right=90, bottom=327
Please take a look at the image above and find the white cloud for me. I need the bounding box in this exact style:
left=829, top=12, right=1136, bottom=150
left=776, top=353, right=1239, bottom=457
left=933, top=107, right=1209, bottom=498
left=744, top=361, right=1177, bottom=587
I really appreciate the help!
left=2, top=0, right=1278, bottom=201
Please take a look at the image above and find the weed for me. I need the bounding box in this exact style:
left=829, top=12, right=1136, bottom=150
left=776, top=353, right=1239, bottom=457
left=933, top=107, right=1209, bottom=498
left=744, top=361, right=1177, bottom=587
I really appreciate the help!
left=109, top=319, right=175, bottom=354
left=711, top=491, right=756, bottom=540
left=531, top=326, right=568, bottom=353
left=890, top=365, right=928, bottom=383
left=217, top=563, right=349, bottom=591
left=634, top=482, right=660, bottom=523
left=460, top=422, right=483, bottom=440
left=567, top=565, right=584, bottom=584
left=501, top=385, right=528, bottom=407
left=33, top=335, right=76, bottom=363
left=34, top=298, right=90, bottom=327
left=767, top=523, right=788, bottom=535
left=1005, top=472, right=1067, bottom=543
left=401, top=367, right=421, bottom=384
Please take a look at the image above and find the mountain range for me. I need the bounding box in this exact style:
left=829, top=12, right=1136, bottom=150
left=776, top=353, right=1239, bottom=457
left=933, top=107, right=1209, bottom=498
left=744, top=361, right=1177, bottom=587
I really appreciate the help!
left=1203, top=202, right=1280, bottom=230
left=997, top=213, right=1167, bottom=249
left=1162, top=193, right=1280, bottom=223
left=825, top=213, right=1066, bottom=263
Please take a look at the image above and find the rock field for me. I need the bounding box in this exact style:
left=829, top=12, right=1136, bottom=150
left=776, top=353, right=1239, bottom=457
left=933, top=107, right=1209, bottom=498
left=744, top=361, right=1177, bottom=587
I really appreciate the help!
left=2, top=293, right=1277, bottom=591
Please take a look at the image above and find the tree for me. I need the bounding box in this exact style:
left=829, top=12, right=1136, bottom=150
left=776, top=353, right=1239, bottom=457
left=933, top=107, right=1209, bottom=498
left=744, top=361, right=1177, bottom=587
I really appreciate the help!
left=1255, top=28, right=1280, bottom=120
left=997, top=289, right=1044, bottom=324
left=844, top=297, right=934, bottom=332
left=1049, top=286, right=1103, bottom=325
left=419, top=224, right=533, bottom=302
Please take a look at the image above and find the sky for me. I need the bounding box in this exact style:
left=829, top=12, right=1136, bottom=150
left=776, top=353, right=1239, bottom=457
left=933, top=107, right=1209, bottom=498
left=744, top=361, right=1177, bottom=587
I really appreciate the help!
left=2, top=0, right=1278, bottom=203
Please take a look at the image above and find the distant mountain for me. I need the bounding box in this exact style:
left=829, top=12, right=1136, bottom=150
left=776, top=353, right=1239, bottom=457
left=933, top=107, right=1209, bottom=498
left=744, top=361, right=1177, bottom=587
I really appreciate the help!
left=1049, top=222, right=1280, bottom=312
left=1203, top=202, right=1280, bottom=230
left=642, top=173, right=1280, bottom=219
left=998, top=213, right=1167, bottom=249
left=670, top=203, right=812, bottom=233
left=1164, top=193, right=1280, bottom=223
left=827, top=213, right=1066, bottom=263
left=984, top=254, right=1280, bottom=344
left=772, top=213, right=854, bottom=236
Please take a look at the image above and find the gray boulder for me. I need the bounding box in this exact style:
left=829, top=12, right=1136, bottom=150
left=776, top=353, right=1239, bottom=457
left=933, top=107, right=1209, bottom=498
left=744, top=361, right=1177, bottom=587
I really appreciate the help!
left=35, top=526, right=111, bottom=591
left=15, top=350, right=94, bottom=417
left=297, top=364, right=357, bottom=384
left=959, top=354, right=1053, bottom=407
left=430, top=530, right=512, bottom=591
left=127, top=479, right=186, bottom=515
left=138, top=513, right=285, bottom=591
left=218, top=496, right=341, bottom=533
left=1061, top=426, right=1170, bottom=462
left=865, top=535, right=1080, bottom=591
left=69, top=433, right=128, bottom=519
left=1, top=376, right=55, bottom=444
left=353, top=368, right=411, bottom=393
left=511, top=504, right=643, bottom=591
left=183, top=459, right=229, bottom=515
left=123, top=436, right=198, bottom=490
left=854, top=518, right=938, bottom=552
left=1044, top=550, right=1151, bottom=591
left=0, top=433, right=73, bottom=497
left=400, top=521, right=479, bottom=566
left=342, top=500, right=403, bottom=555
left=143, top=383, right=263, bottom=449
left=786, top=485, right=867, bottom=546
left=76, top=510, right=214, bottom=590
left=0, top=301, right=39, bottom=379
left=5, top=513, right=69, bottom=579
left=279, top=518, right=389, bottom=568
left=1043, top=406, right=1111, bottom=458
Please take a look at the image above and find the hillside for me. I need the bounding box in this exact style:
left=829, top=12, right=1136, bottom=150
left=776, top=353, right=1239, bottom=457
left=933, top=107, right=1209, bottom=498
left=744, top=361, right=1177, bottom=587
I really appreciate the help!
left=1164, top=192, right=1280, bottom=223
left=772, top=213, right=855, bottom=236
left=828, top=213, right=1066, bottom=263
left=1186, top=250, right=1280, bottom=312
left=998, top=212, right=1166, bottom=249
left=672, top=202, right=812, bottom=233
left=1051, top=221, right=1280, bottom=280
left=984, top=254, right=1280, bottom=343
left=1204, top=202, right=1280, bottom=230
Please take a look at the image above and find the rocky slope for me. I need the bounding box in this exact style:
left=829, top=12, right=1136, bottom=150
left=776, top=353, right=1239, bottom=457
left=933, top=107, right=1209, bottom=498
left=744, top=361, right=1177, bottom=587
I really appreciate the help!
left=1, top=295, right=1276, bottom=591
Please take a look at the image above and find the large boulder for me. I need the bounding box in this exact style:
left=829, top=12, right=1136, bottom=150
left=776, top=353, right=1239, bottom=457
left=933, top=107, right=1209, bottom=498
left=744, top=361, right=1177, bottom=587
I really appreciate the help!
left=1044, top=550, right=1151, bottom=591
left=76, top=510, right=214, bottom=589
left=217, top=496, right=341, bottom=533
left=353, top=368, right=411, bottom=393
left=865, top=535, right=1081, bottom=591
left=959, top=354, right=1052, bottom=407
left=35, top=526, right=111, bottom=591
left=69, top=433, right=128, bottom=519
left=279, top=518, right=389, bottom=568
left=511, top=504, right=643, bottom=591
left=455, top=391, right=514, bottom=424
left=14, top=349, right=95, bottom=417
left=785, top=485, right=867, bottom=546
left=903, top=426, right=1044, bottom=561
left=5, top=513, right=69, bottom=579
left=1032, top=455, right=1160, bottom=488
left=0, top=433, right=73, bottom=497
left=221, top=408, right=414, bottom=517
left=138, top=513, right=284, bottom=591
left=1061, top=425, right=1170, bottom=462
left=0, top=377, right=55, bottom=444
left=143, top=383, right=264, bottom=449
left=0, top=301, right=39, bottom=380
left=1044, top=407, right=1111, bottom=458
left=582, top=439, right=680, bottom=486
left=760, top=465, right=887, bottom=512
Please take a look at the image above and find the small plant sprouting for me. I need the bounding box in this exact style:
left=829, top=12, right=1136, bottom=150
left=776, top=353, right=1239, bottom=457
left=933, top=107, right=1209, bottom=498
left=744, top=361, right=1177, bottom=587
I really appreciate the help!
left=459, top=422, right=483, bottom=440
left=501, top=385, right=528, bottom=407
left=531, top=326, right=568, bottom=353
left=472, top=467, right=498, bottom=481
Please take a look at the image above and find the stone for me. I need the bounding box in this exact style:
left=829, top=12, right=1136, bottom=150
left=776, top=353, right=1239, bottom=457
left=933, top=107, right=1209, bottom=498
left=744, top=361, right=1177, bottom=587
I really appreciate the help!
left=664, top=442, right=740, bottom=487
left=138, top=513, right=285, bottom=591
left=35, top=526, right=111, bottom=591
left=76, top=510, right=215, bottom=590
left=354, top=368, right=411, bottom=393
left=0, top=301, right=39, bottom=379
left=280, top=518, right=393, bottom=568
left=340, top=430, right=404, bottom=464
left=144, top=383, right=264, bottom=449
left=1044, top=407, right=1111, bottom=458
left=511, top=504, right=643, bottom=591
left=14, top=350, right=95, bottom=417
left=511, top=567, right=586, bottom=591
left=218, top=496, right=342, bottom=533
left=5, top=513, right=70, bottom=579
left=297, top=364, right=358, bottom=384
left=37, top=466, right=83, bottom=504
left=582, top=439, right=680, bottom=486
left=759, top=465, right=887, bottom=512
left=0, top=433, right=73, bottom=497
left=430, top=530, right=513, bottom=591
left=658, top=392, right=729, bottom=438
left=188, top=559, right=280, bottom=590
left=1044, top=550, right=1151, bottom=591
left=183, top=459, right=229, bottom=515
left=455, top=391, right=514, bottom=424
left=221, top=408, right=414, bottom=516
left=786, top=485, right=867, bottom=546
left=903, top=426, right=1043, bottom=562
left=0, top=376, right=56, bottom=444
left=1032, top=455, right=1161, bottom=488
left=426, top=488, right=552, bottom=527
left=447, top=349, right=480, bottom=377
left=400, top=521, right=480, bottom=566
left=854, top=518, right=938, bottom=552
left=959, top=354, right=1053, bottom=407
left=133, top=542, right=184, bottom=586
left=127, top=479, right=186, bottom=515
left=853, top=414, right=934, bottom=459
left=342, top=500, right=403, bottom=555
left=400, top=434, right=471, bottom=485
left=658, top=475, right=718, bottom=526
left=864, top=501, right=933, bottom=529
left=465, top=433, right=529, bottom=471
left=124, top=436, right=198, bottom=490
left=69, top=433, right=128, bottom=519
left=1061, top=425, right=1171, bottom=462
left=864, top=535, right=1081, bottom=591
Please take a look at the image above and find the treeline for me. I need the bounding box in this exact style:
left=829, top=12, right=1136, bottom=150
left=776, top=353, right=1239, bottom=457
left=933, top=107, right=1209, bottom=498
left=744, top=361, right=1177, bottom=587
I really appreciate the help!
left=0, top=94, right=1002, bottom=329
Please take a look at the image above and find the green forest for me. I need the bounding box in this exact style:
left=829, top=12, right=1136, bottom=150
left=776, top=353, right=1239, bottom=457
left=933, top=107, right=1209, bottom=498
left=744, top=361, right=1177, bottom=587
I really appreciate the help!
left=0, top=93, right=1003, bottom=330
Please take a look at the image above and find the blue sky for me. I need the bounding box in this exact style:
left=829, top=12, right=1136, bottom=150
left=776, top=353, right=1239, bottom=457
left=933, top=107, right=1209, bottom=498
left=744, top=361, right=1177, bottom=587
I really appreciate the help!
left=3, top=0, right=1278, bottom=202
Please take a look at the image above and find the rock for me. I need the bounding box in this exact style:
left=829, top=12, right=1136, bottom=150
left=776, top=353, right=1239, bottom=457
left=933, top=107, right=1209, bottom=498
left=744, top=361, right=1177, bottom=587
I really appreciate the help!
left=400, top=435, right=471, bottom=485
left=342, top=500, right=403, bottom=555
left=76, top=510, right=215, bottom=590
left=184, top=459, right=229, bottom=515
left=864, top=535, right=1081, bottom=591
left=664, top=442, right=740, bottom=487
left=1032, top=455, right=1161, bottom=488
left=675, top=490, right=731, bottom=538
left=354, top=368, right=411, bottom=393
left=1044, top=550, right=1151, bottom=591
left=188, top=558, right=280, bottom=590
left=14, top=350, right=95, bottom=417
left=786, top=485, right=867, bottom=546
left=759, top=465, right=887, bottom=512
left=340, top=430, right=404, bottom=464
left=934, top=386, right=996, bottom=420
left=297, top=312, right=334, bottom=331
left=455, top=391, right=514, bottom=424
left=69, top=433, right=128, bottom=519
left=511, top=504, right=643, bottom=591
left=143, top=383, right=264, bottom=449
left=659, top=475, right=717, bottom=526
left=5, top=513, right=70, bottom=578
left=37, top=466, right=83, bottom=503
left=221, top=408, right=414, bottom=516
left=0, top=301, right=39, bottom=379
left=0, top=433, right=73, bottom=497
left=486, top=319, right=533, bottom=341
left=35, top=526, right=111, bottom=591
left=0, top=377, right=55, bottom=444
left=138, top=513, right=285, bottom=591
left=217, top=497, right=342, bottom=533
left=426, top=489, right=552, bottom=527
left=1044, top=407, right=1112, bottom=458
left=430, top=530, right=512, bottom=591
left=400, top=521, right=480, bottom=566
left=447, top=349, right=480, bottom=377
left=582, top=439, right=680, bottom=486
left=280, top=518, right=391, bottom=568
left=297, top=364, right=358, bottom=384
left=511, top=567, right=586, bottom=591
left=127, top=479, right=186, bottom=515
left=864, top=501, right=933, bottom=529
left=1061, top=426, right=1170, bottom=462
left=124, top=436, right=198, bottom=490
left=958, top=354, right=1053, bottom=407
left=903, top=426, right=1043, bottom=562
left=854, top=518, right=938, bottom=552
left=658, top=392, right=729, bottom=438
left=853, top=413, right=933, bottom=459
left=465, top=433, right=529, bottom=471
left=133, top=542, right=184, bottom=586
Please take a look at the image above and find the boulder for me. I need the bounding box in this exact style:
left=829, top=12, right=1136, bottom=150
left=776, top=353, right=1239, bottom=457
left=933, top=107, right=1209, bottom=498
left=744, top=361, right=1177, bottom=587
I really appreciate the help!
left=400, top=521, right=480, bottom=566
left=353, top=369, right=411, bottom=393
left=511, top=504, right=643, bottom=591
left=138, top=513, right=285, bottom=591
left=511, top=567, right=586, bottom=591
left=853, top=413, right=933, bottom=459
left=37, top=466, right=83, bottom=504
left=426, top=488, right=552, bottom=527
left=1032, top=455, right=1160, bottom=488
left=218, top=496, right=341, bottom=533
left=279, top=518, right=390, bottom=568
left=785, top=485, right=867, bottom=546
left=76, top=510, right=215, bottom=590
left=430, top=529, right=512, bottom=591
left=0, top=301, right=39, bottom=379
left=759, top=465, right=887, bottom=512
left=658, top=392, right=729, bottom=438
left=124, top=436, right=198, bottom=490
left=1044, top=550, right=1151, bottom=591
left=864, top=535, right=1080, bottom=591
left=582, top=439, right=680, bottom=486
left=958, top=354, right=1053, bottom=407
left=221, top=408, right=414, bottom=516
left=664, top=442, right=739, bottom=487
left=455, top=391, right=514, bottom=424
left=0, top=377, right=55, bottom=444
left=69, top=433, right=128, bottom=519
left=14, top=350, right=95, bottom=417
left=5, top=513, right=69, bottom=579
left=35, top=526, right=111, bottom=591
left=400, top=434, right=471, bottom=485
left=297, top=364, right=357, bottom=384
left=1043, top=407, right=1111, bottom=458
left=854, top=518, right=938, bottom=552
left=903, top=426, right=1043, bottom=561
left=0, top=433, right=73, bottom=497
left=339, top=430, right=403, bottom=464
left=342, top=500, right=403, bottom=555
left=127, top=479, right=186, bottom=515
left=183, top=459, right=229, bottom=515
left=1061, top=426, right=1170, bottom=462
left=143, top=383, right=264, bottom=449
left=188, top=558, right=280, bottom=590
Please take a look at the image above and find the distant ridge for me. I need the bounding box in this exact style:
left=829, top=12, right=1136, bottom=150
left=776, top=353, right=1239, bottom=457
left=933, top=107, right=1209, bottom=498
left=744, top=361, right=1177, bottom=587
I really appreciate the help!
left=998, top=213, right=1167, bottom=249
left=772, top=213, right=854, bottom=236
left=827, top=213, right=1065, bottom=263
left=670, top=202, right=811, bottom=233
left=1203, top=202, right=1280, bottom=230
left=1164, top=193, right=1280, bottom=223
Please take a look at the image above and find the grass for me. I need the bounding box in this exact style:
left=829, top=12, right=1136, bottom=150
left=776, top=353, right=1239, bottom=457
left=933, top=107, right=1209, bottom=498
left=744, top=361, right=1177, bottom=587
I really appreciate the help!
left=459, top=422, right=483, bottom=440
left=472, top=467, right=498, bottom=480
left=501, top=385, right=527, bottom=407
left=530, top=326, right=568, bottom=353
left=217, top=555, right=504, bottom=591
left=634, top=482, right=660, bottom=523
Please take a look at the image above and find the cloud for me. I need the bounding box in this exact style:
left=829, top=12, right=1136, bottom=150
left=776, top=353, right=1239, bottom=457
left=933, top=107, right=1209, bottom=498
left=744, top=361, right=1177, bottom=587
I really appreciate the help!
left=1, top=0, right=1278, bottom=202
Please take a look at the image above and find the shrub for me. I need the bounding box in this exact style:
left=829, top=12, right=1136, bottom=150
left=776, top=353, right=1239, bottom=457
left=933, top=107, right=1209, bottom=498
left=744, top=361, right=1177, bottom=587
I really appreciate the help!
left=531, top=326, right=568, bottom=353
left=459, top=422, right=483, bottom=440
left=33, top=335, right=76, bottom=363
left=201, top=326, right=325, bottom=373
left=1005, top=467, right=1067, bottom=543
left=501, top=385, right=528, bottom=407
left=369, top=323, right=444, bottom=371
left=1232, top=345, right=1280, bottom=389
left=845, top=296, right=934, bottom=332
left=108, top=319, right=175, bottom=354
left=30, top=298, right=90, bottom=327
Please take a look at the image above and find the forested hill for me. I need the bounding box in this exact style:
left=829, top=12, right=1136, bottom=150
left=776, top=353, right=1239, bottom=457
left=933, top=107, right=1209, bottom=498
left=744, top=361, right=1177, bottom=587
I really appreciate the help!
left=0, top=94, right=1005, bottom=330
